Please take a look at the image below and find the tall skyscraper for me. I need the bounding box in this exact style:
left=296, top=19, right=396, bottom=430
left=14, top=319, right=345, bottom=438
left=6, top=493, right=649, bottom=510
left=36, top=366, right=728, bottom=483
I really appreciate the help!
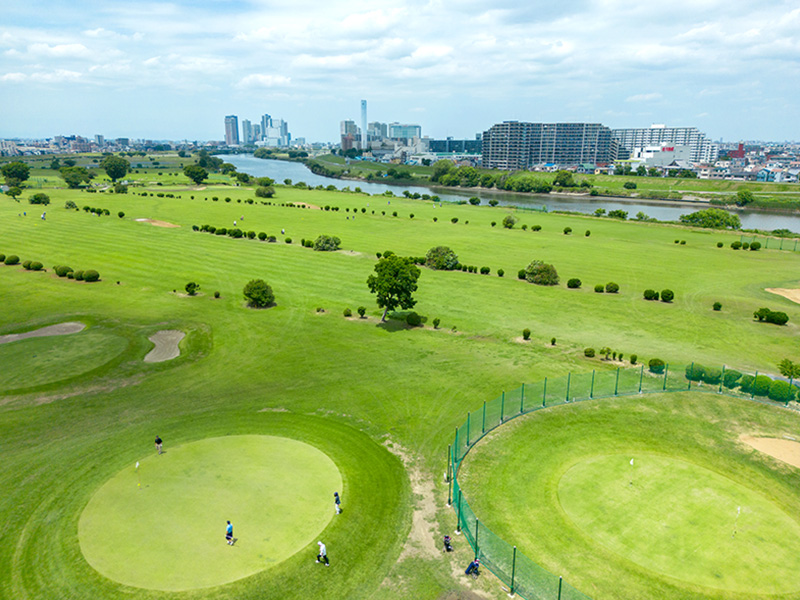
left=241, top=119, right=254, bottom=144
left=361, top=100, right=367, bottom=150
left=224, top=115, right=239, bottom=145
left=260, top=114, right=272, bottom=141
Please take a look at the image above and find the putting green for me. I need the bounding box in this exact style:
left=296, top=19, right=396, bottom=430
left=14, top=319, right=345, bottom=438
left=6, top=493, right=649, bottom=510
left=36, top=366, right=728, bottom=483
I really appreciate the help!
left=0, top=330, right=128, bottom=392
left=79, top=435, right=342, bottom=591
left=559, top=453, right=800, bottom=593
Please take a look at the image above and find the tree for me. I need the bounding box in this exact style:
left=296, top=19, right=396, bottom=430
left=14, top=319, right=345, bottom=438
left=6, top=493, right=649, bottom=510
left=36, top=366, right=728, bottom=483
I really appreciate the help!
left=314, top=234, right=341, bottom=251
left=502, top=214, right=517, bottom=229
left=778, top=359, right=800, bottom=379
left=524, top=260, right=559, bottom=286
left=425, top=246, right=459, bottom=270
left=100, top=155, right=130, bottom=181
left=50, top=157, right=61, bottom=170
left=735, top=190, right=755, bottom=206
left=553, top=170, right=575, bottom=187
left=679, top=208, right=741, bottom=230
left=366, top=254, right=421, bottom=321
left=243, top=279, right=275, bottom=308
left=6, top=186, right=21, bottom=200
left=29, top=193, right=50, bottom=205
left=185, top=282, right=200, bottom=296
left=1, top=161, right=30, bottom=186
left=60, top=166, right=91, bottom=188
left=183, top=165, right=209, bottom=185
left=431, top=160, right=453, bottom=182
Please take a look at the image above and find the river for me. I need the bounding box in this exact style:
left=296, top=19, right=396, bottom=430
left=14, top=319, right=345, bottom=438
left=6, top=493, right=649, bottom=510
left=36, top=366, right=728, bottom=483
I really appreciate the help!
left=221, top=155, right=800, bottom=233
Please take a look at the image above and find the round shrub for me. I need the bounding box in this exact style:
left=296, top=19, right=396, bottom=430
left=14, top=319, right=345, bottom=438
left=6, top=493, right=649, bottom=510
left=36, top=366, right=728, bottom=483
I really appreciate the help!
left=243, top=279, right=274, bottom=308
left=502, top=215, right=516, bottom=229
left=30, top=261, right=43, bottom=271
left=643, top=289, right=658, bottom=301
left=73, top=270, right=84, bottom=281
left=285, top=237, right=292, bottom=244
left=585, top=230, right=591, bottom=237
left=22, top=260, right=31, bottom=270
left=55, top=265, right=73, bottom=277
left=623, top=181, right=637, bottom=190
left=497, top=269, right=504, bottom=277
left=584, top=348, right=595, bottom=358
left=551, top=337, right=556, bottom=346
left=594, top=284, right=604, bottom=293
left=65, top=200, right=77, bottom=209
left=185, top=282, right=200, bottom=296
left=118, top=211, right=125, bottom=218
left=480, top=266, right=490, bottom=275
left=567, top=278, right=581, bottom=289
left=563, top=227, right=572, bottom=235
left=768, top=380, right=797, bottom=403
left=0, top=254, right=4, bottom=262
left=214, top=291, right=220, bottom=298
left=522, top=328, right=531, bottom=340
left=531, top=225, right=542, bottom=231
left=524, top=260, right=559, bottom=286
left=83, top=269, right=100, bottom=282
left=451, top=217, right=458, bottom=224
left=713, top=302, right=722, bottom=311
left=425, top=246, right=459, bottom=270
left=648, top=358, right=665, bottom=374
left=491, top=221, right=496, bottom=227
left=258, top=232, right=267, bottom=241
left=247, top=231, right=256, bottom=240
left=731, top=241, right=742, bottom=250
left=750, top=241, right=761, bottom=251
left=630, top=354, right=637, bottom=365
left=314, top=234, right=342, bottom=251
left=357, top=306, right=366, bottom=318
left=742, top=242, right=749, bottom=250
left=518, top=269, right=526, bottom=280
left=723, top=369, right=743, bottom=389
left=406, top=311, right=422, bottom=326
left=432, top=317, right=440, bottom=329
left=343, top=308, right=352, bottom=317
left=4, top=255, right=20, bottom=265
left=680, top=240, right=686, bottom=245
left=660, top=289, right=674, bottom=303
left=717, top=242, right=724, bottom=248
left=674, top=240, right=680, bottom=244
left=605, top=282, right=619, bottom=294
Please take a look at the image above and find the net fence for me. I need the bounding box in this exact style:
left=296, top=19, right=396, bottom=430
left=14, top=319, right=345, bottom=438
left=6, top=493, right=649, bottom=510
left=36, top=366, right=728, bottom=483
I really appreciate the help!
left=448, top=362, right=797, bottom=599
left=738, top=234, right=800, bottom=252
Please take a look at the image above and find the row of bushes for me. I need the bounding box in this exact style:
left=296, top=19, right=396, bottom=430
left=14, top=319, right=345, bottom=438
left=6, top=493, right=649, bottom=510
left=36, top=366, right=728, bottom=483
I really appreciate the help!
left=53, top=265, right=101, bottom=281
left=685, top=364, right=797, bottom=402
left=754, top=307, right=789, bottom=325
left=566, top=279, right=620, bottom=293
left=725, top=241, right=761, bottom=251
left=193, top=225, right=278, bottom=242
left=584, top=348, right=638, bottom=364
left=643, top=289, right=674, bottom=302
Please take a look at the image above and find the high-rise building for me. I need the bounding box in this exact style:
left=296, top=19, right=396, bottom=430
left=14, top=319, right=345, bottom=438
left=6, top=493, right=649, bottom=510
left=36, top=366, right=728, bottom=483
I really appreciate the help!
left=224, top=115, right=240, bottom=145
left=389, top=123, right=421, bottom=141
left=260, top=114, right=272, bottom=141
left=360, top=100, right=368, bottom=150
left=482, top=121, right=613, bottom=169
left=368, top=122, right=388, bottom=140
left=241, top=119, right=254, bottom=145
left=94, top=134, right=105, bottom=147
left=611, top=124, right=718, bottom=163
left=340, top=120, right=360, bottom=149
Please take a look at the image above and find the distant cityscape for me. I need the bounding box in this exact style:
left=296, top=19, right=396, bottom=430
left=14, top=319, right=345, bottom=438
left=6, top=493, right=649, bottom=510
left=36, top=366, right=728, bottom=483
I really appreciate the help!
left=2, top=99, right=800, bottom=183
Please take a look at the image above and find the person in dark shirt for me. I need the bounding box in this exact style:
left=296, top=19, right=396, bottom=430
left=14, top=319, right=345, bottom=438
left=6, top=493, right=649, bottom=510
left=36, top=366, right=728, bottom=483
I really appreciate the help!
left=155, top=435, right=162, bottom=455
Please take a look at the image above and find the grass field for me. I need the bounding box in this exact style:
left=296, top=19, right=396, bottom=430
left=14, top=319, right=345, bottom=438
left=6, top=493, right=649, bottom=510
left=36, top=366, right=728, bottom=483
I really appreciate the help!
left=0, top=164, right=798, bottom=600
left=458, top=392, right=800, bottom=599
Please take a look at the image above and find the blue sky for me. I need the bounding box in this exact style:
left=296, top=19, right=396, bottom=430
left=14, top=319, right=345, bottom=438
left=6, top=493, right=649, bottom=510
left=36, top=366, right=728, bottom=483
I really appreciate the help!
left=1, top=0, right=799, bottom=142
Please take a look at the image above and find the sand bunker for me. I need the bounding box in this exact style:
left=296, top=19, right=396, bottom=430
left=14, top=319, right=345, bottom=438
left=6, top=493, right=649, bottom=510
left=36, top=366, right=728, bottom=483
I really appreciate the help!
left=0, top=322, right=85, bottom=345
left=766, top=288, right=800, bottom=305
left=135, top=218, right=180, bottom=228
left=741, top=435, right=800, bottom=469
left=144, top=330, right=185, bottom=363
left=291, top=202, right=320, bottom=209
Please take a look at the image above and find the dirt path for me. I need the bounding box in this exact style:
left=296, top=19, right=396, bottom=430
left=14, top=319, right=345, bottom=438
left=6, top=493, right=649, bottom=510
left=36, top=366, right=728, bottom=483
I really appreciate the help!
left=144, top=330, right=185, bottom=363
left=135, top=218, right=180, bottom=228
left=741, top=435, right=800, bottom=469
left=766, top=288, right=800, bottom=305
left=0, top=322, right=85, bottom=345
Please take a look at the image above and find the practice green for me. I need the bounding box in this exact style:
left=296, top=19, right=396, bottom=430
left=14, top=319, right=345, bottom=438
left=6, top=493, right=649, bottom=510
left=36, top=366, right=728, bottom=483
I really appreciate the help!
left=558, top=453, right=800, bottom=593
left=79, top=435, right=342, bottom=591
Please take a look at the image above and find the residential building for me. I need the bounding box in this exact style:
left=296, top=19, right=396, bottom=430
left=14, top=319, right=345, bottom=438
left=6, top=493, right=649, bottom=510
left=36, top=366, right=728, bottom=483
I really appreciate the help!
left=427, top=136, right=482, bottom=154
left=368, top=122, right=388, bottom=140
left=389, top=123, right=422, bottom=141
left=611, top=124, right=718, bottom=163
left=482, top=121, right=613, bottom=169
left=241, top=119, right=255, bottom=144
left=224, top=115, right=239, bottom=146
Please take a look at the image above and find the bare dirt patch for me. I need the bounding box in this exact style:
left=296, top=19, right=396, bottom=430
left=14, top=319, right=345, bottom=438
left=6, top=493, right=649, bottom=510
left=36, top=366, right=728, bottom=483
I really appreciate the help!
left=292, top=201, right=320, bottom=209
left=144, top=330, right=185, bottom=363
left=135, top=218, right=180, bottom=228
left=382, top=439, right=439, bottom=560
left=767, top=288, right=800, bottom=305
left=741, top=435, right=800, bottom=469
left=0, top=322, right=85, bottom=345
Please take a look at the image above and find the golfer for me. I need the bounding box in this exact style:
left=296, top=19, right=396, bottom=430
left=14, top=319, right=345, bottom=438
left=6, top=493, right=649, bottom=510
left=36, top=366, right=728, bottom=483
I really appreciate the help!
left=334, top=492, right=341, bottom=515
left=154, top=435, right=162, bottom=455
left=226, top=521, right=234, bottom=545
left=316, top=541, right=329, bottom=565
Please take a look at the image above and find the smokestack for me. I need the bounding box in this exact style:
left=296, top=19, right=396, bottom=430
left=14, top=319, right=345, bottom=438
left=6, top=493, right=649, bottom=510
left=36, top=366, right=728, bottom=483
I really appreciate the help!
left=361, top=100, right=367, bottom=151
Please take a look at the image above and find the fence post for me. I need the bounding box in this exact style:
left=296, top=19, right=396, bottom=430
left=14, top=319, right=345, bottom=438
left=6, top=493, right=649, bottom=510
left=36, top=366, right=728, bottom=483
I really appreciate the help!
left=638, top=364, right=644, bottom=393
left=456, top=489, right=462, bottom=533
left=688, top=362, right=694, bottom=390
left=467, top=413, right=471, bottom=446
left=663, top=364, right=669, bottom=391
left=558, top=575, right=563, bottom=600
left=510, top=546, right=517, bottom=596
left=482, top=401, right=486, bottom=434
left=719, top=365, right=725, bottom=393
left=752, top=371, right=758, bottom=399
left=590, top=370, right=595, bottom=399
left=474, top=518, right=480, bottom=559
left=446, top=444, right=451, bottom=483
left=542, top=377, right=547, bottom=407
left=614, top=367, right=620, bottom=396
left=780, top=238, right=784, bottom=250
left=454, top=427, right=459, bottom=462
left=565, top=372, right=571, bottom=402
left=520, top=384, right=525, bottom=413
left=501, top=391, right=505, bottom=423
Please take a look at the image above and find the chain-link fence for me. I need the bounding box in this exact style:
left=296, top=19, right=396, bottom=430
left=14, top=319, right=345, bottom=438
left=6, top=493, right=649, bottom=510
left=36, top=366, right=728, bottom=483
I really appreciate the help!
left=739, top=234, right=800, bottom=252
left=447, top=362, right=797, bottom=599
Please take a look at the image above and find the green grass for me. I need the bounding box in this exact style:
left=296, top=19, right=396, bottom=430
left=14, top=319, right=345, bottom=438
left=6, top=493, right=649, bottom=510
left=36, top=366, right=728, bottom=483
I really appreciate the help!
left=459, top=392, right=800, bottom=599
left=79, top=435, right=341, bottom=591
left=0, top=170, right=798, bottom=599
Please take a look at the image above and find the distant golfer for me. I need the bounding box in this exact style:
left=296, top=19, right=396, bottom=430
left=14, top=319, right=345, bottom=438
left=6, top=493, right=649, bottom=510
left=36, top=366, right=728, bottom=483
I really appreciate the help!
left=226, top=521, right=234, bottom=545
left=41, top=212, right=46, bottom=220
left=334, top=492, right=341, bottom=515
left=316, top=541, right=329, bottom=565
left=154, top=435, right=162, bottom=455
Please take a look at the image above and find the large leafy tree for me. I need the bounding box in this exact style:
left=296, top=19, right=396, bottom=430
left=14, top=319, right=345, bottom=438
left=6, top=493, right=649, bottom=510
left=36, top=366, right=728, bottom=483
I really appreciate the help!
left=243, top=279, right=275, bottom=308
left=101, top=155, right=130, bottom=181
left=59, top=166, right=91, bottom=189
left=183, top=165, right=209, bottom=185
left=1, top=161, right=30, bottom=186
left=367, top=255, right=421, bottom=321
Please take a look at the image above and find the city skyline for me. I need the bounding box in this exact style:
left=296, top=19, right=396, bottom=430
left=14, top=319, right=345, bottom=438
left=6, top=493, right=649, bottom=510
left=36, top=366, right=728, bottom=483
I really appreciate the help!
left=2, top=1, right=799, bottom=142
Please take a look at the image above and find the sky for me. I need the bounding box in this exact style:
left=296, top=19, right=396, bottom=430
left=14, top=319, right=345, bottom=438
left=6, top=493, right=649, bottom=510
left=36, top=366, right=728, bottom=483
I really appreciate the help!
left=1, top=0, right=799, bottom=143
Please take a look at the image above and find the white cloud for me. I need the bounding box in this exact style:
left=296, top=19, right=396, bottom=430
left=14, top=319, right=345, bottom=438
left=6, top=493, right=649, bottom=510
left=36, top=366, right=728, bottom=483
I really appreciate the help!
left=27, top=43, right=91, bottom=58
left=237, top=74, right=291, bottom=88
left=626, top=93, right=663, bottom=103
left=1, top=72, right=27, bottom=82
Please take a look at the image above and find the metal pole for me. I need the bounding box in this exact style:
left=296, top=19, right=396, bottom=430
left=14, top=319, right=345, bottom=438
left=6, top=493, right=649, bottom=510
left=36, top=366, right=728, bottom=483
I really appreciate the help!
left=456, top=489, right=462, bottom=533
left=482, top=401, right=486, bottom=434
left=565, top=372, right=571, bottom=402
left=520, top=384, right=525, bottom=413
left=558, top=576, right=563, bottom=600
left=614, top=367, right=620, bottom=395
left=467, top=412, right=471, bottom=446
left=688, top=362, right=694, bottom=390
left=542, top=377, right=547, bottom=407
left=510, top=546, right=517, bottom=595
left=447, top=444, right=451, bottom=483
left=590, top=370, right=595, bottom=398
left=663, top=364, right=669, bottom=391
left=455, top=427, right=459, bottom=462
left=501, top=391, right=505, bottom=423
left=474, top=518, right=480, bottom=559
left=719, top=365, right=725, bottom=393
left=447, top=470, right=453, bottom=505
left=638, top=364, right=644, bottom=393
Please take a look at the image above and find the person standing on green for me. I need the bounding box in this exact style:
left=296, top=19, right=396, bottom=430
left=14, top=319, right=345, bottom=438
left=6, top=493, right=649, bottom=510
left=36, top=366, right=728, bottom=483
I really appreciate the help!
left=154, top=435, right=162, bottom=455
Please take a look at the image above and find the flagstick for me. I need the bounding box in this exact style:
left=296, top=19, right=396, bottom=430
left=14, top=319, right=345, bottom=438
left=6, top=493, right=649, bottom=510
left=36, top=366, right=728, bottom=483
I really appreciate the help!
left=136, top=461, right=141, bottom=489
left=732, top=506, right=740, bottom=538
left=629, top=458, right=634, bottom=486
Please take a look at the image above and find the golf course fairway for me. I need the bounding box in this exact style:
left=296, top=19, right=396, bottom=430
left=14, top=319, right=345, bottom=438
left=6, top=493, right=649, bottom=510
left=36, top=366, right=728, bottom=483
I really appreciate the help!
left=79, top=435, right=342, bottom=591
left=558, top=453, right=800, bottom=593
